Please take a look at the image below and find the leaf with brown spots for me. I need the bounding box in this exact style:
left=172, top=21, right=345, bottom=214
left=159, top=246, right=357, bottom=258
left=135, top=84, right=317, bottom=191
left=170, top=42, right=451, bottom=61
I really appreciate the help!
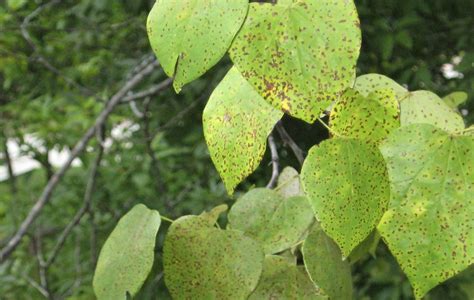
left=400, top=91, right=465, bottom=133
left=379, top=124, right=474, bottom=299
left=354, top=73, right=408, bottom=99
left=163, top=206, right=264, bottom=299
left=203, top=67, right=283, bottom=194
left=330, top=88, right=400, bottom=144
left=227, top=188, right=314, bottom=255
left=229, top=0, right=361, bottom=123
left=443, top=91, right=468, bottom=110
left=147, top=0, right=248, bottom=92
left=301, top=138, right=390, bottom=257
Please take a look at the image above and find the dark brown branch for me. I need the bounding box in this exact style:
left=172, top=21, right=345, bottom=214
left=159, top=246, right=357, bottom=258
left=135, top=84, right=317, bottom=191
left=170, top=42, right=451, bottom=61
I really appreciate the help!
left=266, top=133, right=279, bottom=189
left=0, top=60, right=163, bottom=263
left=275, top=121, right=305, bottom=166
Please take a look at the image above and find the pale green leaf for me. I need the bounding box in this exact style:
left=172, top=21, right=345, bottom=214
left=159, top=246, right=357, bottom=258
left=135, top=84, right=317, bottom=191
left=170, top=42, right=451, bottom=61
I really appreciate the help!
left=330, top=88, right=399, bottom=144
left=227, top=188, right=314, bottom=254
left=229, top=0, right=361, bottom=122
left=400, top=91, right=465, bottom=133
left=147, top=0, right=248, bottom=92
left=353, top=73, right=407, bottom=98
left=203, top=67, right=283, bottom=194
left=276, top=166, right=303, bottom=198
left=164, top=211, right=264, bottom=299
left=93, top=204, right=161, bottom=300
left=301, top=138, right=390, bottom=256
left=378, top=123, right=474, bottom=298
left=249, top=255, right=327, bottom=300
left=303, top=224, right=353, bottom=300
left=443, top=91, right=468, bottom=110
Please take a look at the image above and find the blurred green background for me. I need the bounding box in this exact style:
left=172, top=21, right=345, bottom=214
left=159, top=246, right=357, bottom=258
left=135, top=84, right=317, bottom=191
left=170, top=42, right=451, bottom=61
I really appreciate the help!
left=0, top=0, right=473, bottom=299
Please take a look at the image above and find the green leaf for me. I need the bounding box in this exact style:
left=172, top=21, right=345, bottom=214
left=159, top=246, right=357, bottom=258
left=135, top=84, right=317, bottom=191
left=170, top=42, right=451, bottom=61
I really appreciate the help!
left=147, top=0, right=248, bottom=92
left=303, top=224, right=353, bottom=300
left=163, top=210, right=264, bottom=299
left=301, top=138, right=390, bottom=256
left=7, top=0, right=27, bottom=10
left=249, top=255, right=327, bottom=300
left=348, top=230, right=381, bottom=264
left=229, top=0, right=361, bottom=123
left=400, top=91, right=465, bottom=133
left=378, top=124, right=474, bottom=299
left=443, top=91, right=468, bottom=110
left=353, top=73, right=407, bottom=98
left=330, top=88, right=399, bottom=144
left=93, top=204, right=161, bottom=300
left=203, top=67, right=282, bottom=194
left=276, top=166, right=303, bottom=198
left=228, top=188, right=314, bottom=254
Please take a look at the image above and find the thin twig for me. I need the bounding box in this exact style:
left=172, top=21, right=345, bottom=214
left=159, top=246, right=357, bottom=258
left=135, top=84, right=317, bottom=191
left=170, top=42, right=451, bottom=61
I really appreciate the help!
left=275, top=121, right=305, bottom=165
left=44, top=140, right=105, bottom=268
left=32, top=234, right=52, bottom=299
left=0, top=60, right=163, bottom=263
left=266, top=133, right=279, bottom=189
left=121, top=78, right=173, bottom=103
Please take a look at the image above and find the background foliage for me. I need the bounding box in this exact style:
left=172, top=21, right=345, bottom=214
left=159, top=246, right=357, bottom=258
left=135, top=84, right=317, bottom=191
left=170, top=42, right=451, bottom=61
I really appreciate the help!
left=0, top=0, right=473, bottom=299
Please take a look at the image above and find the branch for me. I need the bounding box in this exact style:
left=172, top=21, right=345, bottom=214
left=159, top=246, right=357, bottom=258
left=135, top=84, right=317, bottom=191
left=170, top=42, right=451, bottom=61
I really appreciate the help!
left=0, top=60, right=163, bottom=263
left=121, top=78, right=173, bottom=103
left=266, top=133, right=279, bottom=189
left=275, top=121, right=305, bottom=166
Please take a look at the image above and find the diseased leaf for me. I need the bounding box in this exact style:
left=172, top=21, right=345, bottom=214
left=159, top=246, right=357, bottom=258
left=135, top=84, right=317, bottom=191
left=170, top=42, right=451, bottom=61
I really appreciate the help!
left=354, top=73, right=407, bottom=99
left=400, top=91, right=465, bottom=133
left=229, top=0, right=361, bottom=122
left=330, top=88, right=399, bottom=144
left=147, top=0, right=248, bottom=92
left=93, top=204, right=161, bottom=300
left=249, top=255, right=327, bottom=300
left=379, top=124, right=474, bottom=299
left=276, top=166, right=303, bottom=198
left=348, top=230, right=381, bottom=264
left=203, top=67, right=282, bottom=194
left=301, top=138, right=390, bottom=256
left=303, top=224, right=353, bottom=300
left=227, top=188, right=314, bottom=254
left=164, top=209, right=264, bottom=299
left=443, top=91, right=468, bottom=110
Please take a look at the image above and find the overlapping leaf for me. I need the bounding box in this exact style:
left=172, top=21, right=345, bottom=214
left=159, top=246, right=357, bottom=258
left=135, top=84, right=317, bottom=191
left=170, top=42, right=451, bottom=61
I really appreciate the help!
left=147, top=0, right=248, bottom=92
left=93, top=204, right=161, bottom=300
left=301, top=138, right=390, bottom=256
left=303, top=224, right=353, bottom=300
left=163, top=206, right=264, bottom=299
left=443, top=91, right=468, bottom=110
left=330, top=88, right=399, bottom=144
left=379, top=124, right=474, bottom=298
left=249, top=255, right=327, bottom=300
left=227, top=188, right=314, bottom=254
left=229, top=0, right=361, bottom=122
left=354, top=73, right=407, bottom=98
left=203, top=67, right=282, bottom=194
left=276, top=166, right=303, bottom=198
left=400, top=91, right=464, bottom=133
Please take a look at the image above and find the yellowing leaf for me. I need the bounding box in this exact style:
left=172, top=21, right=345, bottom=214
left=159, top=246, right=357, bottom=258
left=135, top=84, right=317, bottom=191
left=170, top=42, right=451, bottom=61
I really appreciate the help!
left=229, top=0, right=361, bottom=122
left=354, top=73, right=407, bottom=99
left=203, top=67, right=282, bottom=194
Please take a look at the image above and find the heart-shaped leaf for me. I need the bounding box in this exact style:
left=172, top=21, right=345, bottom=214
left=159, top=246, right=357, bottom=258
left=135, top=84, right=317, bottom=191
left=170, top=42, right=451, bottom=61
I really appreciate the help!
left=93, top=204, right=161, bottom=300
left=354, top=73, right=407, bottom=98
left=227, top=188, right=314, bottom=254
left=163, top=206, right=264, bottom=299
left=203, top=67, right=282, bottom=194
left=379, top=123, right=474, bottom=298
left=303, top=224, right=353, bottom=300
left=330, top=88, right=399, bottom=144
left=229, top=0, right=361, bottom=122
left=276, top=166, right=303, bottom=198
left=301, top=138, right=390, bottom=256
left=147, top=0, right=248, bottom=92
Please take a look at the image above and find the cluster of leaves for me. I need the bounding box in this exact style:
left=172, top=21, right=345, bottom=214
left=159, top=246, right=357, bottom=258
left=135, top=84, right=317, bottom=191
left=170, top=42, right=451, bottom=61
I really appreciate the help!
left=88, top=0, right=473, bottom=299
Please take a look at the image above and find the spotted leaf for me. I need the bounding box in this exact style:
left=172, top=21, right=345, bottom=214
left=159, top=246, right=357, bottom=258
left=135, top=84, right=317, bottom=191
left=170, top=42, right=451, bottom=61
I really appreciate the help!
left=147, top=0, right=248, bottom=92
left=354, top=73, right=407, bottom=98
left=301, top=138, right=390, bottom=256
left=303, top=224, right=353, bottom=300
left=330, top=88, right=399, bottom=144
left=249, top=255, right=327, bottom=300
left=400, top=91, right=464, bottom=133
left=229, top=0, right=361, bottom=122
left=379, top=124, right=474, bottom=298
left=228, top=188, right=314, bottom=254
left=203, top=67, right=283, bottom=194
left=93, top=204, right=161, bottom=300
left=163, top=208, right=264, bottom=299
